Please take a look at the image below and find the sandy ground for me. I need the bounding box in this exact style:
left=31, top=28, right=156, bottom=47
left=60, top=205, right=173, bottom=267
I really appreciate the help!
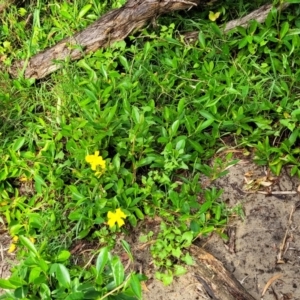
left=142, top=160, right=300, bottom=300
left=1, top=159, right=300, bottom=300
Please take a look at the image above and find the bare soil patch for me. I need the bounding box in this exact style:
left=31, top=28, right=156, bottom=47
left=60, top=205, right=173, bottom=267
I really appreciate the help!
left=140, top=160, right=300, bottom=300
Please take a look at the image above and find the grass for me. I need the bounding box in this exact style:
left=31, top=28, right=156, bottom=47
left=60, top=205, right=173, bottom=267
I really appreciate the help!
left=0, top=0, right=300, bottom=298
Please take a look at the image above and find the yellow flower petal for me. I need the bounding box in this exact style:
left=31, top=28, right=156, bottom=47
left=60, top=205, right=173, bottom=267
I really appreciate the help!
left=8, top=243, right=17, bottom=253
left=209, top=11, right=220, bottom=22
left=107, top=208, right=127, bottom=228
left=12, top=236, right=19, bottom=242
left=85, top=151, right=106, bottom=172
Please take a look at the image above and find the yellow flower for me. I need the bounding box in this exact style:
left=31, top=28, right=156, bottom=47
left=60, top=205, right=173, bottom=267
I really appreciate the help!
left=8, top=243, right=17, bottom=253
left=12, top=236, right=19, bottom=242
left=85, top=151, right=106, bottom=172
left=107, top=208, right=127, bottom=228
left=209, top=11, right=220, bottom=22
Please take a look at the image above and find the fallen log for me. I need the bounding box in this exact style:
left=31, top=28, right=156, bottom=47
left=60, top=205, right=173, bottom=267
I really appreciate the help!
left=9, top=0, right=201, bottom=79
left=190, top=245, right=256, bottom=300
left=8, top=0, right=289, bottom=80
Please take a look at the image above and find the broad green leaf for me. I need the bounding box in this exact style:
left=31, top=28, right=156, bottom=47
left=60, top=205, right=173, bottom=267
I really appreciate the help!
left=56, top=250, right=71, bottom=262
left=161, top=271, right=173, bottom=286
left=132, top=106, right=140, bottom=124
left=14, top=286, right=28, bottom=298
left=0, top=279, right=17, bottom=289
left=180, top=231, right=193, bottom=247
left=130, top=274, right=142, bottom=299
left=119, top=55, right=129, bottom=71
left=177, top=98, right=185, bottom=115
left=34, top=174, right=46, bottom=194
left=19, top=236, right=38, bottom=256
left=194, top=119, right=214, bottom=134
left=181, top=253, right=194, bottom=265
left=56, top=264, right=71, bottom=288
left=106, top=102, right=118, bottom=124
left=136, top=156, right=154, bottom=168
left=78, top=4, right=92, bottom=19
left=29, top=267, right=41, bottom=284
left=69, top=185, right=85, bottom=201
left=280, top=22, right=289, bottom=39
left=173, top=265, right=187, bottom=276
left=133, top=207, right=144, bottom=220
left=170, top=119, right=180, bottom=136
left=198, top=32, right=206, bottom=48
left=199, top=200, right=212, bottom=214
left=96, top=247, right=109, bottom=274
left=12, top=137, right=25, bottom=151
left=188, top=139, right=204, bottom=153
left=111, top=256, right=124, bottom=286
left=112, top=153, right=121, bottom=172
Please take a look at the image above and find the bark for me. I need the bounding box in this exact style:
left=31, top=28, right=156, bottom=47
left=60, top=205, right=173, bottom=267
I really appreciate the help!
left=9, top=0, right=201, bottom=79
left=184, top=2, right=290, bottom=42
left=190, top=245, right=256, bottom=300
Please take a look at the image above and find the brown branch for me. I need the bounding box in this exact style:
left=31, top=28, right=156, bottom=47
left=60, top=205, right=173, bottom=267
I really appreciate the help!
left=190, top=245, right=256, bottom=300
left=9, top=0, right=201, bottom=79
left=184, top=2, right=290, bottom=42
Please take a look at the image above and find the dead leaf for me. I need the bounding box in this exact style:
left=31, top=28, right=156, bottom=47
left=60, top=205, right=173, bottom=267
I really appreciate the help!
left=141, top=281, right=150, bottom=292
left=261, top=273, right=283, bottom=297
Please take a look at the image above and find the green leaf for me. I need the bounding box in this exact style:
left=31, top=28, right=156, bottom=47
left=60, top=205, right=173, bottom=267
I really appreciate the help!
left=12, top=137, right=25, bottom=151
left=0, top=279, right=17, bottom=289
left=112, top=153, right=121, bottom=172
left=34, top=174, right=46, bottom=194
left=188, top=139, right=204, bottom=153
left=170, top=119, right=180, bottom=136
left=160, top=271, right=173, bottom=285
left=171, top=247, right=181, bottom=258
left=78, top=4, right=92, bottom=19
left=121, top=240, right=133, bottom=261
left=181, top=253, right=194, bottom=265
left=198, top=32, right=206, bottom=48
left=96, top=247, right=109, bottom=274
left=111, top=256, right=125, bottom=286
left=180, top=231, right=193, bottom=247
left=106, top=102, right=118, bottom=124
left=69, top=185, right=85, bottom=201
left=136, top=156, right=154, bottom=168
left=199, top=200, right=212, bottom=214
left=56, top=250, right=71, bottom=262
left=130, top=274, right=142, bottom=299
left=119, top=55, right=129, bottom=71
left=132, top=106, right=140, bottom=124
left=173, top=265, right=187, bottom=276
left=29, top=267, right=41, bottom=284
left=177, top=98, right=185, bottom=115
left=194, top=119, right=214, bottom=134
left=133, top=207, right=144, bottom=220
left=19, top=236, right=38, bottom=256
left=56, top=264, right=71, bottom=288
left=280, top=22, right=289, bottom=39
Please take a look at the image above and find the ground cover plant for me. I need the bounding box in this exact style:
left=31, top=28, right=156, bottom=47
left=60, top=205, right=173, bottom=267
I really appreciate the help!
left=0, top=0, right=300, bottom=298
